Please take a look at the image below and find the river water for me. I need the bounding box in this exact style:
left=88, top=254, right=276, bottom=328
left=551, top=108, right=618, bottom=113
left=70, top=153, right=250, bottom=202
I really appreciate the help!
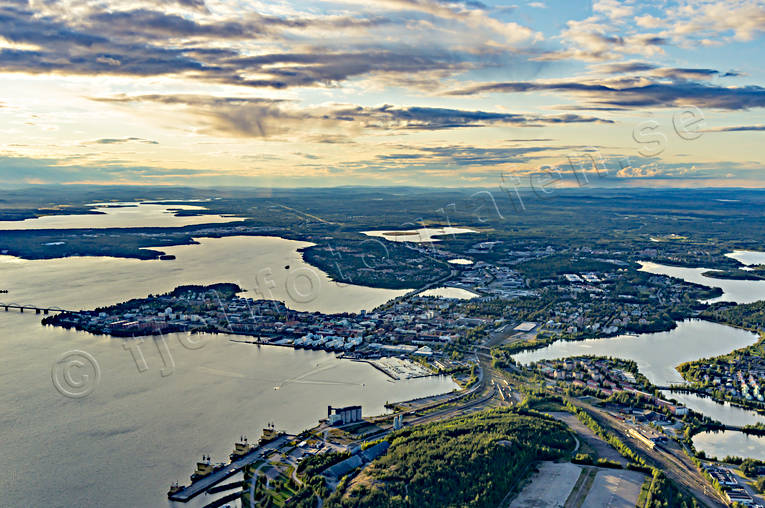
left=0, top=205, right=457, bottom=507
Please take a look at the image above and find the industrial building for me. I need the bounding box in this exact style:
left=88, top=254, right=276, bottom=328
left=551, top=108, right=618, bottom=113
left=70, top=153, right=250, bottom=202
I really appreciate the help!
left=328, top=405, right=362, bottom=425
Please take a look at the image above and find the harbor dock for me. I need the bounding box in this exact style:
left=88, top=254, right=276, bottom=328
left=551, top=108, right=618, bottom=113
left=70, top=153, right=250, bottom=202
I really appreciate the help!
left=168, top=434, right=290, bottom=503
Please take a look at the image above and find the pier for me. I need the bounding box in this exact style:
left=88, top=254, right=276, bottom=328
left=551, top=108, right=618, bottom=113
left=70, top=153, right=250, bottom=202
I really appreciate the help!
left=168, top=435, right=290, bottom=503
left=1, top=303, right=70, bottom=314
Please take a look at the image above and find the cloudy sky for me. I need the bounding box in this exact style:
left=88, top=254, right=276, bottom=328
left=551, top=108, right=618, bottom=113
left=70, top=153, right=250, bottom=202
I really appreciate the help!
left=1, top=0, right=764, bottom=187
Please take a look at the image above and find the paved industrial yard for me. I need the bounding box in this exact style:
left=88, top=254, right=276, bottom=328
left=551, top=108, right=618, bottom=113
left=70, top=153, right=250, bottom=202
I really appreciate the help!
left=510, top=462, right=582, bottom=508
left=581, top=469, right=645, bottom=508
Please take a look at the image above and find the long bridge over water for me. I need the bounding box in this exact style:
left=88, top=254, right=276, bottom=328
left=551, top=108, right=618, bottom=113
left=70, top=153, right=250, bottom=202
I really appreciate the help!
left=1, top=303, right=71, bottom=315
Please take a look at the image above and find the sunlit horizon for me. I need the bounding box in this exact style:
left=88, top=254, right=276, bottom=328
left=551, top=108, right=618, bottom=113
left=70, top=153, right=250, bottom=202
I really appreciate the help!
left=1, top=0, right=763, bottom=187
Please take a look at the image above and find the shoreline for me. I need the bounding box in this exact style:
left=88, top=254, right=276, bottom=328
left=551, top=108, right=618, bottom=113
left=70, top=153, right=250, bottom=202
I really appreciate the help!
left=167, top=365, right=473, bottom=502
left=228, top=337, right=446, bottom=382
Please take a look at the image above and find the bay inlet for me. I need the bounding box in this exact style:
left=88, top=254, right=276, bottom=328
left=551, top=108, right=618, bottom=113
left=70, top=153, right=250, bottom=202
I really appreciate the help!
left=0, top=211, right=456, bottom=507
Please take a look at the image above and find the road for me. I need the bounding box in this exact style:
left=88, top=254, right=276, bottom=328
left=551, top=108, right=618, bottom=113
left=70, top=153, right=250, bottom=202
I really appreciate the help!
left=400, top=353, right=522, bottom=428
left=352, top=354, right=504, bottom=446
left=385, top=358, right=726, bottom=508
left=323, top=341, right=724, bottom=508
left=403, top=269, right=460, bottom=299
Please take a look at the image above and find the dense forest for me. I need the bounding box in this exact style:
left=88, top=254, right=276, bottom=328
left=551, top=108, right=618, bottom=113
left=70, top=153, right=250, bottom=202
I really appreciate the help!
left=325, top=408, right=574, bottom=508
left=702, top=300, right=765, bottom=330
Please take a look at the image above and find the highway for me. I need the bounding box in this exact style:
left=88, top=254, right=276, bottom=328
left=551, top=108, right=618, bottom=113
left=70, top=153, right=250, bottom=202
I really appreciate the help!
left=354, top=355, right=505, bottom=446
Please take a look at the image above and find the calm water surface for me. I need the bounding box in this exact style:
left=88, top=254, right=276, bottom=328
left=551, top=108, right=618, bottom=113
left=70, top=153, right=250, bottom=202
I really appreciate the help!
left=692, top=431, right=765, bottom=461
left=0, top=314, right=456, bottom=508
left=665, top=392, right=765, bottom=427
left=418, top=287, right=479, bottom=299
left=512, top=319, right=765, bottom=458
left=512, top=319, right=758, bottom=386
left=640, top=261, right=765, bottom=304
left=725, top=250, right=765, bottom=267
left=362, top=226, right=477, bottom=243
left=0, top=202, right=244, bottom=230
left=0, top=236, right=409, bottom=313
left=0, top=216, right=453, bottom=507
left=631, top=257, right=765, bottom=460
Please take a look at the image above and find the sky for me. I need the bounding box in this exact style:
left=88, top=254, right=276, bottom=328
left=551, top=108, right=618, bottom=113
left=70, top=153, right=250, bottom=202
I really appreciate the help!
left=0, top=0, right=764, bottom=188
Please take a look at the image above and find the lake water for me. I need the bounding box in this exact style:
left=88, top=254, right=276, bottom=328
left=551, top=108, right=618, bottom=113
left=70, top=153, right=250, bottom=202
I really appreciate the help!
left=418, top=287, right=479, bottom=299
left=726, top=250, right=765, bottom=267
left=635, top=256, right=765, bottom=460
left=665, top=392, right=765, bottom=427
left=0, top=202, right=245, bottom=230
left=639, top=261, right=765, bottom=304
left=512, top=319, right=759, bottom=386
left=692, top=431, right=765, bottom=461
left=511, top=318, right=765, bottom=458
left=362, top=226, right=477, bottom=243
left=0, top=314, right=456, bottom=508
left=0, top=236, right=409, bottom=314
left=0, top=220, right=455, bottom=507
left=420, top=287, right=479, bottom=300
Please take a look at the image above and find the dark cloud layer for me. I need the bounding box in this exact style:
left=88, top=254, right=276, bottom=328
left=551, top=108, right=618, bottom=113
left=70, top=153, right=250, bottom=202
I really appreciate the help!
left=94, top=94, right=612, bottom=137
left=449, top=79, right=765, bottom=110
left=704, top=125, right=765, bottom=132
left=0, top=2, right=517, bottom=90
left=91, top=137, right=159, bottom=145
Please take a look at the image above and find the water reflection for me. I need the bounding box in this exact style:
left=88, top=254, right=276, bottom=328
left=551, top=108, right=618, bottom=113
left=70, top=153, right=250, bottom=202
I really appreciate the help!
left=0, top=231, right=445, bottom=507
left=726, top=250, right=765, bottom=267
left=512, top=319, right=758, bottom=386
left=362, top=226, right=477, bottom=243
left=663, top=392, right=764, bottom=427
left=0, top=236, right=409, bottom=313
left=640, top=261, right=765, bottom=304
left=0, top=202, right=244, bottom=230
left=417, top=287, right=479, bottom=299
left=693, top=431, right=765, bottom=461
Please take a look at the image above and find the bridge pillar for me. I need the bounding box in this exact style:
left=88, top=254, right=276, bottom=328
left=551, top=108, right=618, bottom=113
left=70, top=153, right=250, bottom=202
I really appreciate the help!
left=44, top=309, right=49, bottom=315
left=36, top=308, right=41, bottom=314
left=19, top=307, right=23, bottom=313
left=3, top=306, right=7, bottom=312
